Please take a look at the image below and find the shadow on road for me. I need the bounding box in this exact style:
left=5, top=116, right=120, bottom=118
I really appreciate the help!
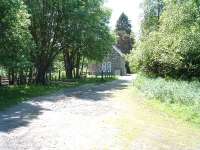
left=63, top=79, right=131, bottom=101
left=0, top=77, right=132, bottom=133
left=0, top=103, right=50, bottom=133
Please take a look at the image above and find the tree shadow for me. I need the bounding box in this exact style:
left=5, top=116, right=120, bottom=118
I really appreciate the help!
left=63, top=79, right=130, bottom=101
left=0, top=78, right=132, bottom=133
left=0, top=102, right=50, bottom=133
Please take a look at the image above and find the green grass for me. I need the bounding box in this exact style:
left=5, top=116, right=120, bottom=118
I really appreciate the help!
left=0, top=77, right=116, bottom=111
left=147, top=100, right=200, bottom=127
left=134, top=74, right=200, bottom=127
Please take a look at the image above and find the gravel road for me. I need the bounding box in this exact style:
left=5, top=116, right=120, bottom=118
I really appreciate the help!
left=0, top=76, right=133, bottom=150
left=0, top=75, right=200, bottom=150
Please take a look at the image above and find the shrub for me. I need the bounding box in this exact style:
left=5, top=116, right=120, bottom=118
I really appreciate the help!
left=130, top=1, right=200, bottom=79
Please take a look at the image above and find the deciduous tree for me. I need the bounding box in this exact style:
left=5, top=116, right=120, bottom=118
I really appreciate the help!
left=0, top=0, right=33, bottom=84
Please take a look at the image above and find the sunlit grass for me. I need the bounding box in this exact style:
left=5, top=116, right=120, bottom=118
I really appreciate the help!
left=147, top=100, right=200, bottom=128
left=108, top=86, right=200, bottom=149
left=106, top=87, right=143, bottom=149
left=134, top=74, right=200, bottom=127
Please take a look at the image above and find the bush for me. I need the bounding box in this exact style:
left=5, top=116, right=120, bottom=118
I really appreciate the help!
left=130, top=1, right=200, bottom=79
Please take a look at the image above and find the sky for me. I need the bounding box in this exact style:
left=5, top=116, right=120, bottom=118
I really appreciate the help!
left=104, top=0, right=144, bottom=37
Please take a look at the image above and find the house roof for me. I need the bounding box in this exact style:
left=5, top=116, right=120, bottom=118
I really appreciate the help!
left=112, top=45, right=124, bottom=57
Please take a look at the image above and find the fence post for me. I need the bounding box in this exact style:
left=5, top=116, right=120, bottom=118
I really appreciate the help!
left=101, top=71, right=104, bottom=80
left=58, top=70, right=61, bottom=81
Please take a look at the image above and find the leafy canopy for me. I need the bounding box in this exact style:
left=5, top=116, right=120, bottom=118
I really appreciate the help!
left=131, top=0, right=200, bottom=79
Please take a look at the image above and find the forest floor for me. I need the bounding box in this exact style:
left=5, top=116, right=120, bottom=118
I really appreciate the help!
left=0, top=75, right=200, bottom=150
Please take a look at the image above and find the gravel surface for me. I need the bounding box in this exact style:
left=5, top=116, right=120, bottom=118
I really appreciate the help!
left=0, top=75, right=200, bottom=150
left=0, top=76, right=132, bottom=150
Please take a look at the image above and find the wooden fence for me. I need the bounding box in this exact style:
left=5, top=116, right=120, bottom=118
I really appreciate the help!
left=0, top=76, right=9, bottom=86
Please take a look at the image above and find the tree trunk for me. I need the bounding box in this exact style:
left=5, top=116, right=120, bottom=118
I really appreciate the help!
left=101, top=71, right=104, bottom=80
left=36, top=66, right=47, bottom=84
left=11, top=68, right=15, bottom=85
left=75, top=53, right=81, bottom=79
left=63, top=50, right=74, bottom=79
left=19, top=69, right=24, bottom=85
left=66, top=67, right=73, bottom=79
left=8, top=69, right=11, bottom=85
left=28, top=68, right=33, bottom=84
left=49, top=71, right=52, bottom=81
left=80, top=57, right=85, bottom=76
left=58, top=70, right=61, bottom=81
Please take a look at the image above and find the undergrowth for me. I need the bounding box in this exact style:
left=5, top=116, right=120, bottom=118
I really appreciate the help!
left=134, top=74, right=200, bottom=126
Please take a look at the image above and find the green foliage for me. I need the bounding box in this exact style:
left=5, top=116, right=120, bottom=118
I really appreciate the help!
left=53, top=54, right=65, bottom=72
left=116, top=13, right=132, bottom=34
left=0, top=66, right=6, bottom=76
left=141, top=0, right=163, bottom=35
left=24, top=0, right=69, bottom=83
left=61, top=0, right=114, bottom=79
left=0, top=0, right=114, bottom=84
left=61, top=0, right=114, bottom=60
left=115, top=13, right=135, bottom=54
left=0, top=0, right=33, bottom=70
left=135, top=74, right=200, bottom=125
left=132, top=0, right=200, bottom=78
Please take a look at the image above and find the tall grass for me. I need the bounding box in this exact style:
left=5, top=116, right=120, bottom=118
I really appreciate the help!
left=134, top=74, right=200, bottom=126
left=135, top=75, right=200, bottom=105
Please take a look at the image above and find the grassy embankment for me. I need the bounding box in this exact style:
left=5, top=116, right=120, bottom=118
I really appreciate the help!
left=0, top=77, right=116, bottom=111
left=134, top=74, right=200, bottom=127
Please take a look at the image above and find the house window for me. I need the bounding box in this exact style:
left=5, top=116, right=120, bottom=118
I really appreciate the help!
left=102, top=62, right=112, bottom=73
left=107, top=62, right=112, bottom=73
left=102, top=63, right=107, bottom=73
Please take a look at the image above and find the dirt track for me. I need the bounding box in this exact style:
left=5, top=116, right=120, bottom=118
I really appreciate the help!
left=0, top=75, right=200, bottom=150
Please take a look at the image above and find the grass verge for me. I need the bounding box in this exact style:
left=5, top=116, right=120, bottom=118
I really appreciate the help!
left=134, top=74, right=200, bottom=127
left=0, top=77, right=116, bottom=111
left=146, top=100, right=200, bottom=128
